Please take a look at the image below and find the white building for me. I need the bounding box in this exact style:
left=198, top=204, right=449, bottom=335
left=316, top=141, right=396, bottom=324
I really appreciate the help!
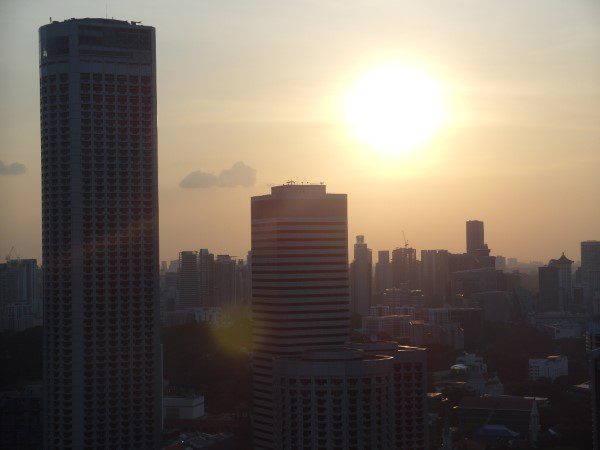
left=529, top=355, right=568, bottom=381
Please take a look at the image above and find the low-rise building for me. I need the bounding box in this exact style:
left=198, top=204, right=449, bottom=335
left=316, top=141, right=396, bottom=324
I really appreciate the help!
left=164, top=392, right=206, bottom=420
left=528, top=355, right=568, bottom=381
left=457, top=395, right=543, bottom=446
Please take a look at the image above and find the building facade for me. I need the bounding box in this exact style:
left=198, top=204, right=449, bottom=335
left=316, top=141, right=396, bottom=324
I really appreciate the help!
left=273, top=348, right=394, bottom=449
left=39, top=19, right=161, bottom=449
left=250, top=183, right=349, bottom=448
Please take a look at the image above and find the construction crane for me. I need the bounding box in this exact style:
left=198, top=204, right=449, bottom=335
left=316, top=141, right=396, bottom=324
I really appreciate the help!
left=6, top=246, right=19, bottom=262
left=402, top=231, right=409, bottom=249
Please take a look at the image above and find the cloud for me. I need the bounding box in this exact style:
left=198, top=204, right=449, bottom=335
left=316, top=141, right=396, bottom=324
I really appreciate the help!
left=180, top=161, right=256, bottom=189
left=0, top=160, right=26, bottom=175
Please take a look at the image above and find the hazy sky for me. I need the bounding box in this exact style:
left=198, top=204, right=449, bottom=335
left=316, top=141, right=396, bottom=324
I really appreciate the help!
left=1, top=0, right=599, bottom=264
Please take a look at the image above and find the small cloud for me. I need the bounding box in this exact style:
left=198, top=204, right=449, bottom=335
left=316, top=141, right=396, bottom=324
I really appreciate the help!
left=180, top=171, right=219, bottom=188
left=180, top=162, right=257, bottom=189
left=0, top=160, right=26, bottom=175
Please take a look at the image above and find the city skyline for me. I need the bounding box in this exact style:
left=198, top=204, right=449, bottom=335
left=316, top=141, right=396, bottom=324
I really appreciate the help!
left=1, top=0, right=599, bottom=264
left=0, top=3, right=599, bottom=449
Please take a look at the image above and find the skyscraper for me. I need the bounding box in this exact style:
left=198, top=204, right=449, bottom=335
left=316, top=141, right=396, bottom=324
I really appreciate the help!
left=177, top=251, right=199, bottom=310
left=466, top=220, right=485, bottom=254
left=421, top=250, right=450, bottom=306
left=198, top=248, right=215, bottom=306
left=250, top=183, right=349, bottom=448
left=350, top=235, right=372, bottom=316
left=40, top=19, right=161, bottom=449
left=391, top=247, right=417, bottom=288
left=374, top=250, right=392, bottom=295
left=582, top=241, right=600, bottom=311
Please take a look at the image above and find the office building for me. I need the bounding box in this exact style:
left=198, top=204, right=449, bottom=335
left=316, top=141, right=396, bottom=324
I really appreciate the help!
left=466, top=220, right=489, bottom=257
left=273, top=348, right=395, bottom=449
left=374, top=250, right=392, bottom=295
left=0, top=258, right=38, bottom=307
left=421, top=250, right=450, bottom=306
left=198, top=249, right=214, bottom=306
left=40, top=19, right=161, bottom=448
left=177, top=251, right=199, bottom=310
left=250, top=183, right=349, bottom=448
left=538, top=265, right=561, bottom=312
left=350, top=235, right=372, bottom=315
left=392, top=247, right=418, bottom=289
left=214, top=254, right=237, bottom=307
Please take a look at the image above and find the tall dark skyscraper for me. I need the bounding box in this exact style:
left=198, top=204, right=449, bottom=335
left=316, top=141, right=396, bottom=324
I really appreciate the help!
left=466, top=220, right=485, bottom=254
left=250, top=183, right=349, bottom=448
left=582, top=241, right=600, bottom=311
left=177, top=251, right=199, bottom=310
left=350, top=235, right=372, bottom=315
left=39, top=19, right=161, bottom=449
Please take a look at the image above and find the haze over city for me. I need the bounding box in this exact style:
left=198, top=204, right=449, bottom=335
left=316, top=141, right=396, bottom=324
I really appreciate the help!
left=1, top=0, right=599, bottom=264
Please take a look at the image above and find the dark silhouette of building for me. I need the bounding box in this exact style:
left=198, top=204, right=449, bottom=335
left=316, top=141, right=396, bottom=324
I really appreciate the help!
left=374, top=250, right=393, bottom=296
left=582, top=241, right=600, bottom=312
left=591, top=349, right=600, bottom=450
left=178, top=251, right=200, bottom=310
left=250, top=183, right=349, bottom=448
left=198, top=249, right=215, bottom=306
left=350, top=235, right=372, bottom=315
left=421, top=250, right=450, bottom=306
left=40, top=18, right=161, bottom=449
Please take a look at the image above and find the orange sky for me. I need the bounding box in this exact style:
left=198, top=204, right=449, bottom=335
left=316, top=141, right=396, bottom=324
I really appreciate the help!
left=1, top=0, right=599, bottom=264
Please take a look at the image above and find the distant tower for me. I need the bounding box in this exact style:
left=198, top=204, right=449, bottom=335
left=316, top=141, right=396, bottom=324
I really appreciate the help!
left=198, top=249, right=215, bottom=306
left=374, top=250, right=393, bottom=295
left=250, top=184, right=349, bottom=448
left=177, top=251, right=199, bottom=310
left=40, top=19, right=161, bottom=449
left=421, top=250, right=450, bottom=307
left=350, top=235, right=372, bottom=316
left=466, top=220, right=485, bottom=254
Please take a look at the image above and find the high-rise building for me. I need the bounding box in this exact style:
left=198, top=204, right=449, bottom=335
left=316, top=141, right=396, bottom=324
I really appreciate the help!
left=591, top=349, right=600, bottom=450
left=582, top=241, right=600, bottom=311
left=538, top=265, right=561, bottom=312
left=374, top=250, right=392, bottom=295
left=421, top=250, right=450, bottom=306
left=350, top=235, right=372, bottom=316
left=548, top=253, right=573, bottom=311
left=214, top=254, right=237, bottom=307
left=39, top=19, right=161, bottom=449
left=198, top=249, right=214, bottom=306
left=177, top=251, right=199, bottom=310
left=250, top=183, right=349, bottom=448
left=353, top=342, right=428, bottom=449
left=273, top=348, right=395, bottom=449
left=392, top=247, right=418, bottom=289
left=0, top=258, right=38, bottom=307
left=466, top=220, right=485, bottom=254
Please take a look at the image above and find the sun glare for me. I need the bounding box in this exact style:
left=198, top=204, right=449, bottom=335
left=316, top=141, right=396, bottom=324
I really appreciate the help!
left=344, top=63, right=446, bottom=155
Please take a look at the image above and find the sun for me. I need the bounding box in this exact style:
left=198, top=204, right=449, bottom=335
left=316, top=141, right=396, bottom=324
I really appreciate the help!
left=344, top=63, right=446, bottom=155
